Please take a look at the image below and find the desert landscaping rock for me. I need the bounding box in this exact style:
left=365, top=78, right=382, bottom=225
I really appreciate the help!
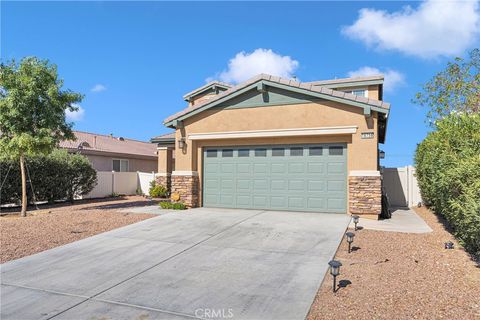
left=0, top=196, right=155, bottom=263
left=307, top=207, right=480, bottom=320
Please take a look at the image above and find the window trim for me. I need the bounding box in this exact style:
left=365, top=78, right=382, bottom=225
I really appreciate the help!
left=112, top=159, right=129, bottom=172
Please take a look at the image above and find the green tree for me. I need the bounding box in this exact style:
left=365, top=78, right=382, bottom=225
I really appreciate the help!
left=414, top=48, right=479, bottom=125
left=0, top=57, right=83, bottom=216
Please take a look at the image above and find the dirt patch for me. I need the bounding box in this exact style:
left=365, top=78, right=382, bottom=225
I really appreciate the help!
left=0, top=196, right=156, bottom=263
left=307, top=207, right=480, bottom=320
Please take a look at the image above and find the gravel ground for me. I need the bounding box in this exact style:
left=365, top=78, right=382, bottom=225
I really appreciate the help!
left=308, top=207, right=480, bottom=320
left=0, top=196, right=156, bottom=263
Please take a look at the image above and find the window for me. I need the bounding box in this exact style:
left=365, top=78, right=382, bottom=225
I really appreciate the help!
left=272, top=148, right=285, bottom=156
left=255, top=148, right=267, bottom=157
left=113, top=159, right=129, bottom=172
left=238, top=149, right=250, bottom=157
left=309, top=147, right=323, bottom=156
left=290, top=147, right=303, bottom=156
left=344, top=89, right=367, bottom=97
left=329, top=146, right=343, bottom=156
left=206, top=150, right=217, bottom=158
left=222, top=149, right=233, bottom=157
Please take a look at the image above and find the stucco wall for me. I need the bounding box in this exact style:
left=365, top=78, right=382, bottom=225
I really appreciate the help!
left=84, top=154, right=158, bottom=172
left=174, top=101, right=378, bottom=174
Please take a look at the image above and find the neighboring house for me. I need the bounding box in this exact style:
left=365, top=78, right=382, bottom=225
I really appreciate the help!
left=60, top=131, right=158, bottom=172
left=153, top=74, right=390, bottom=219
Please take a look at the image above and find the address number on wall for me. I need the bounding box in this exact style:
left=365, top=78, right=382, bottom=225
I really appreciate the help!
left=361, top=132, right=375, bottom=139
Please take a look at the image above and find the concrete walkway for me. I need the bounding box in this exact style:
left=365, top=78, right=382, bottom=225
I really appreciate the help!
left=1, top=208, right=350, bottom=320
left=349, top=207, right=432, bottom=233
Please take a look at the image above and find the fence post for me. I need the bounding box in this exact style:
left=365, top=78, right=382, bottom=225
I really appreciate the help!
left=111, top=170, right=115, bottom=195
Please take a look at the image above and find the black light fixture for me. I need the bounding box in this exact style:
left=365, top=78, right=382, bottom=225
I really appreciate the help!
left=352, top=215, right=360, bottom=231
left=328, top=260, right=342, bottom=293
left=178, top=137, right=186, bottom=149
left=345, top=232, right=355, bottom=253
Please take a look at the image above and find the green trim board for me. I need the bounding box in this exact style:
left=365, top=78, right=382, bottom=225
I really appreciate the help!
left=165, top=79, right=389, bottom=127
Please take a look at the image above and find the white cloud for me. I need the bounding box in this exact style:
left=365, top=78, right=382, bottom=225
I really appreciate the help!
left=342, top=0, right=480, bottom=58
left=91, top=84, right=107, bottom=93
left=347, top=66, right=405, bottom=93
left=66, top=104, right=85, bottom=121
left=216, top=48, right=299, bottom=84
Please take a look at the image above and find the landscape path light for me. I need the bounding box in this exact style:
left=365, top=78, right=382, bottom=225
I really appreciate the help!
left=352, top=215, right=360, bottom=231
left=345, top=232, right=355, bottom=253
left=328, top=260, right=342, bottom=293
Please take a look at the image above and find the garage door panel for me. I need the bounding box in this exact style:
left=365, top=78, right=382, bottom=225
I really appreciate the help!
left=236, top=163, right=251, bottom=174
left=221, top=179, right=234, bottom=190
left=327, top=180, right=344, bottom=192
left=327, top=163, right=344, bottom=174
left=203, top=144, right=346, bottom=213
left=253, top=179, right=268, bottom=190
left=236, top=179, right=251, bottom=191
left=288, top=179, right=305, bottom=191
left=288, top=197, right=305, bottom=208
left=220, top=195, right=234, bottom=206
left=270, top=196, right=287, bottom=208
left=236, top=195, right=251, bottom=206
left=271, top=179, right=287, bottom=190
left=288, top=162, right=304, bottom=174
left=253, top=196, right=268, bottom=207
left=308, top=180, right=325, bottom=191
left=271, top=163, right=286, bottom=174
left=307, top=162, right=324, bottom=174
left=307, top=197, right=324, bottom=210
left=254, top=163, right=268, bottom=174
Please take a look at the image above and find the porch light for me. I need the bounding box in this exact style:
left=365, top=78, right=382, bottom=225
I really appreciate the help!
left=345, top=232, right=355, bottom=253
left=352, top=215, right=360, bottom=231
left=178, top=137, right=186, bottom=149
left=328, top=260, right=342, bottom=293
left=379, top=150, right=385, bottom=159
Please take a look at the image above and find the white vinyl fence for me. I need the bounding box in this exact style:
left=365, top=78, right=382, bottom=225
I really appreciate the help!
left=83, top=171, right=157, bottom=199
left=382, top=166, right=422, bottom=208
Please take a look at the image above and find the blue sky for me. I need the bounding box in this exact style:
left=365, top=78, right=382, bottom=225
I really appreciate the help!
left=2, top=1, right=479, bottom=167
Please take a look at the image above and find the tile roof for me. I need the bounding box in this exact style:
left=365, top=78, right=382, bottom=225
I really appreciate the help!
left=164, top=74, right=390, bottom=124
left=150, top=132, right=175, bottom=142
left=182, top=81, right=232, bottom=101
left=306, top=74, right=384, bottom=86
left=59, top=131, right=157, bottom=158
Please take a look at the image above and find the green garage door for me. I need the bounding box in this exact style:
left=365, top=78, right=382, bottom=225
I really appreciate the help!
left=203, top=144, right=347, bottom=213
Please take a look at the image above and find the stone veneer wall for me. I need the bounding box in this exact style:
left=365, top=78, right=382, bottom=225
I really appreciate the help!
left=171, top=174, right=199, bottom=207
left=155, top=175, right=171, bottom=192
left=349, top=176, right=382, bottom=216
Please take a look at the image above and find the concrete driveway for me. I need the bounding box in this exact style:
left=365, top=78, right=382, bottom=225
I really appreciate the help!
left=1, top=208, right=350, bottom=320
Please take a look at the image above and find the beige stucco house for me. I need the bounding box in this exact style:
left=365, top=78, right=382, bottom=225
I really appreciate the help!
left=60, top=131, right=158, bottom=173
left=154, top=74, right=389, bottom=219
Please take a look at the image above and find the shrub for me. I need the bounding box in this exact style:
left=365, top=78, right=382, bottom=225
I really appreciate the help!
left=159, top=201, right=186, bottom=210
left=415, top=114, right=480, bottom=257
left=0, top=149, right=97, bottom=204
left=149, top=180, right=168, bottom=198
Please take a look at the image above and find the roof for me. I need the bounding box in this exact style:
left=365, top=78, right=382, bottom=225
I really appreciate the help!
left=59, top=131, right=158, bottom=158
left=182, top=81, right=232, bottom=101
left=165, top=74, right=390, bottom=125
left=306, top=75, right=384, bottom=88
left=150, top=131, right=175, bottom=144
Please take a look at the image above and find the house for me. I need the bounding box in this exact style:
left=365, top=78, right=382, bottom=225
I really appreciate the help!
left=154, top=74, right=390, bottom=219
left=60, top=131, right=158, bottom=173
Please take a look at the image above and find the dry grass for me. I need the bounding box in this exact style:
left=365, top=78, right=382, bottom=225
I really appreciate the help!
left=308, top=207, right=480, bottom=320
left=0, top=196, right=156, bottom=263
